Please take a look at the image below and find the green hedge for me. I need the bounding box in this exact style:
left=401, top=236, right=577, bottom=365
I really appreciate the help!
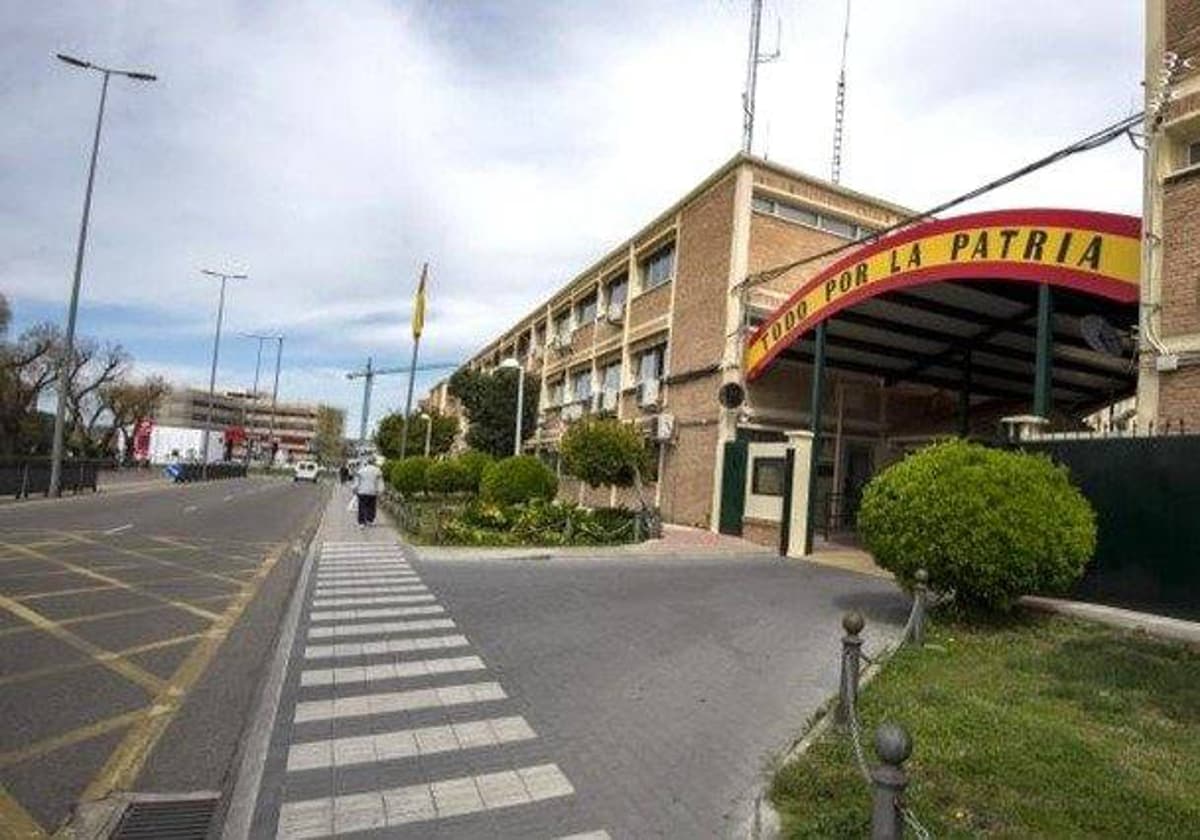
left=455, top=450, right=494, bottom=494
left=480, top=455, right=557, bottom=505
left=426, top=458, right=473, bottom=494
left=857, top=439, right=1096, bottom=611
left=440, top=499, right=638, bottom=546
left=386, top=456, right=431, bottom=496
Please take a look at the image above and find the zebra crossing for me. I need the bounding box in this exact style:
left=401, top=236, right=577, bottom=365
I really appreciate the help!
left=267, top=540, right=609, bottom=839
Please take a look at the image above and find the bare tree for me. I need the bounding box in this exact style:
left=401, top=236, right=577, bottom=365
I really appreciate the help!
left=62, top=338, right=131, bottom=456
left=99, top=375, right=170, bottom=457
left=0, top=322, right=61, bottom=454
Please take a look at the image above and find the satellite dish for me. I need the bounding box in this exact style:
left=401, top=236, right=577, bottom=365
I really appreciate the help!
left=1080, top=315, right=1124, bottom=357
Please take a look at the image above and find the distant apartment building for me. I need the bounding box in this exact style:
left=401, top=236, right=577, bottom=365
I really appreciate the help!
left=152, top=387, right=327, bottom=462
left=423, top=152, right=911, bottom=531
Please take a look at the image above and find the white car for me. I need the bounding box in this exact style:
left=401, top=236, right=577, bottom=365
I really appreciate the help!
left=293, top=461, right=319, bottom=483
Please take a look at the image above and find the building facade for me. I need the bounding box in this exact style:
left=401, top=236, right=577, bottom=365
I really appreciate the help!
left=1139, top=0, right=1200, bottom=426
left=153, top=387, right=330, bottom=463
left=425, top=153, right=913, bottom=534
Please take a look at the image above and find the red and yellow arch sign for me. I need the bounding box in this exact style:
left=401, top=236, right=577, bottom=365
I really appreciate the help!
left=743, top=208, right=1140, bottom=381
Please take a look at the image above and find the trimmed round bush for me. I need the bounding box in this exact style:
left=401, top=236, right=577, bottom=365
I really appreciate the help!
left=387, top=456, right=431, bottom=496
left=455, top=450, right=494, bottom=494
left=857, top=439, right=1096, bottom=611
left=480, top=455, right=558, bottom=505
left=426, top=458, right=472, bottom=495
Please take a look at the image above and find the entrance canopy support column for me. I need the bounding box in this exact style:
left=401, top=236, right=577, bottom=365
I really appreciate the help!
left=958, top=348, right=972, bottom=437
left=804, top=322, right=828, bottom=555
left=1033, top=283, right=1054, bottom=418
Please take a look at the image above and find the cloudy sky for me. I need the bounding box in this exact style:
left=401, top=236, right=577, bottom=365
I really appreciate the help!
left=1, top=1, right=1143, bottom=436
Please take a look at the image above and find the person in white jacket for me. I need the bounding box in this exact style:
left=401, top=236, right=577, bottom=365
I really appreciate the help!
left=353, top=457, right=385, bottom=527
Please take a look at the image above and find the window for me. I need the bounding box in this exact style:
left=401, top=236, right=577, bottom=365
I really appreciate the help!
left=533, top=323, right=545, bottom=350
left=640, top=243, right=675, bottom=292
left=570, top=368, right=592, bottom=402
left=1189, top=140, right=1200, bottom=168
left=819, top=215, right=857, bottom=239
left=606, top=273, right=628, bottom=310
left=553, top=309, right=572, bottom=340
left=549, top=380, right=565, bottom=407
left=601, top=361, right=622, bottom=392
left=751, top=457, right=787, bottom=496
left=778, top=202, right=819, bottom=226
left=576, top=292, right=598, bottom=325
left=752, top=193, right=872, bottom=242
left=635, top=344, right=666, bottom=384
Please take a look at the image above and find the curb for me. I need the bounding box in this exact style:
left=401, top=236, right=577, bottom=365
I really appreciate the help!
left=738, top=633, right=902, bottom=840
left=217, top=488, right=330, bottom=840
left=1021, top=595, right=1200, bottom=646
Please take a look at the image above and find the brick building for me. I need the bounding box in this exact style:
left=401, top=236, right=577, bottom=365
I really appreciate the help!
left=1139, top=0, right=1200, bottom=425
left=425, top=153, right=911, bottom=533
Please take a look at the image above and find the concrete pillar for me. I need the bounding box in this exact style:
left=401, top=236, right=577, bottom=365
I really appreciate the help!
left=785, top=429, right=815, bottom=557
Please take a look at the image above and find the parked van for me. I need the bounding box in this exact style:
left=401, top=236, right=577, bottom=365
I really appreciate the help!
left=293, top=461, right=319, bottom=483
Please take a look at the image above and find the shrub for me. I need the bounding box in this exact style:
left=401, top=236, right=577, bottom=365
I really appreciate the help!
left=455, top=450, right=494, bottom=494
left=480, top=455, right=558, bottom=505
left=560, top=418, right=650, bottom=489
left=386, top=456, right=431, bottom=496
left=857, top=439, right=1096, bottom=611
left=425, top=458, right=472, bottom=495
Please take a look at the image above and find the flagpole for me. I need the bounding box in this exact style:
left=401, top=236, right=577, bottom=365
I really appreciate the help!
left=399, top=262, right=428, bottom=459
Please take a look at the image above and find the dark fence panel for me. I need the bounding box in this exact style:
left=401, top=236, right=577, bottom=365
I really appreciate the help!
left=165, top=462, right=248, bottom=482
left=1018, top=435, right=1200, bottom=619
left=0, top=459, right=101, bottom=498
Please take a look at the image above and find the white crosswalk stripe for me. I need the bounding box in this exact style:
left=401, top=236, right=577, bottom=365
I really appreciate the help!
left=263, top=537, right=601, bottom=839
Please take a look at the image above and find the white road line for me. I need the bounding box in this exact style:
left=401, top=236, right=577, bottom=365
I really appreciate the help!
left=307, top=618, right=456, bottom=639
left=183, top=505, right=198, bottom=513
left=308, top=605, right=445, bottom=622
left=311, top=594, right=434, bottom=608
left=286, top=714, right=536, bottom=771
left=224, top=493, right=235, bottom=501
left=314, top=578, right=420, bottom=587
left=316, top=570, right=414, bottom=578
left=292, top=681, right=506, bottom=723
left=304, top=633, right=470, bottom=660
left=103, top=523, right=133, bottom=535
left=317, top=562, right=411, bottom=570
left=299, top=654, right=485, bottom=687
left=556, top=833, right=613, bottom=840
left=275, top=763, right=572, bottom=837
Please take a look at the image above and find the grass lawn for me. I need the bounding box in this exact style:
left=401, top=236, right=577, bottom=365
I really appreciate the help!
left=770, top=613, right=1200, bottom=838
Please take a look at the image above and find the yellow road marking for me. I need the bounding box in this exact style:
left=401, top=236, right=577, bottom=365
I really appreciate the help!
left=0, top=564, right=141, bottom=581
left=0, top=633, right=205, bottom=689
left=0, top=540, right=219, bottom=622
left=81, top=539, right=291, bottom=801
left=0, top=785, right=46, bottom=839
left=0, top=594, right=229, bottom=640
left=0, top=594, right=165, bottom=695
left=0, top=709, right=148, bottom=770
left=54, top=533, right=248, bottom=588
left=17, top=585, right=119, bottom=602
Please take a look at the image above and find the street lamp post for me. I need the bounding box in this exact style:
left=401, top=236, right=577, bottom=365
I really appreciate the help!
left=268, top=334, right=284, bottom=466
left=499, top=357, right=525, bottom=456
left=241, top=333, right=271, bottom=463
left=199, top=269, right=247, bottom=478
left=420, top=412, right=433, bottom=457
left=48, top=53, right=156, bottom=497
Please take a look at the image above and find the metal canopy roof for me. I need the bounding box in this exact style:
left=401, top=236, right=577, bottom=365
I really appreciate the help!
left=773, top=279, right=1135, bottom=409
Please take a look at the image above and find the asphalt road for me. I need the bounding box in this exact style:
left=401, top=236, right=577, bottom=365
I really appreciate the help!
left=245, top=494, right=909, bottom=840
left=0, top=475, right=329, bottom=837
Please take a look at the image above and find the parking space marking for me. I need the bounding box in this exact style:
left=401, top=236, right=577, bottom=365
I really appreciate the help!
left=0, top=539, right=220, bottom=622
left=0, top=593, right=165, bottom=693
left=0, top=786, right=46, bottom=839
left=59, top=532, right=248, bottom=588
left=0, top=594, right=229, bottom=641
left=0, top=632, right=204, bottom=689
left=0, top=708, right=148, bottom=770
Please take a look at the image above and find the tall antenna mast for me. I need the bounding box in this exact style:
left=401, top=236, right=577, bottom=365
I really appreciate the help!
left=830, top=0, right=852, bottom=182
left=742, top=0, right=781, bottom=154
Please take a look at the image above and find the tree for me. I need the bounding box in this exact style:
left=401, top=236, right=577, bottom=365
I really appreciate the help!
left=447, top=367, right=540, bottom=458
left=63, top=338, right=132, bottom=456
left=560, top=417, right=653, bottom=512
left=312, top=405, right=347, bottom=464
left=0, top=322, right=60, bottom=455
left=374, top=410, right=457, bottom=459
left=99, top=375, right=170, bottom=457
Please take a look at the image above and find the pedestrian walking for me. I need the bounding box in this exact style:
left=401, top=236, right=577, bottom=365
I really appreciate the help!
left=353, top=456, right=385, bottom=527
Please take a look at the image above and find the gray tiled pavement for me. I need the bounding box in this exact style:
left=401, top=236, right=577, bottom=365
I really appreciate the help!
left=246, top=488, right=907, bottom=838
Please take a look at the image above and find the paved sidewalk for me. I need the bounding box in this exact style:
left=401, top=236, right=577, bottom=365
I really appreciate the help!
left=241, top=487, right=610, bottom=839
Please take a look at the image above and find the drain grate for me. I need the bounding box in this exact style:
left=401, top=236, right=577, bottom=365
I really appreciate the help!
left=109, top=796, right=220, bottom=840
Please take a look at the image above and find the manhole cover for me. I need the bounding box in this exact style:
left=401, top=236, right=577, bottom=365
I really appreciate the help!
left=109, top=796, right=220, bottom=840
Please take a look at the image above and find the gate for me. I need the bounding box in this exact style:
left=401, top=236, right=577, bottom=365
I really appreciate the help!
left=718, top=440, right=748, bottom=536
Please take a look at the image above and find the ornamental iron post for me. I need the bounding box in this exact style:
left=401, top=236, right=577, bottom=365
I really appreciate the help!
left=836, top=610, right=864, bottom=728
left=870, top=723, right=912, bottom=840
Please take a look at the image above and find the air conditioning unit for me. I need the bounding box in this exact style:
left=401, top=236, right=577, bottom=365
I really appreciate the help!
left=606, top=303, right=625, bottom=325
left=655, top=413, right=675, bottom=442
left=638, top=378, right=661, bottom=409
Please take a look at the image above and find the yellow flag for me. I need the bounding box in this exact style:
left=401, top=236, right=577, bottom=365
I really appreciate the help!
left=412, top=262, right=428, bottom=339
